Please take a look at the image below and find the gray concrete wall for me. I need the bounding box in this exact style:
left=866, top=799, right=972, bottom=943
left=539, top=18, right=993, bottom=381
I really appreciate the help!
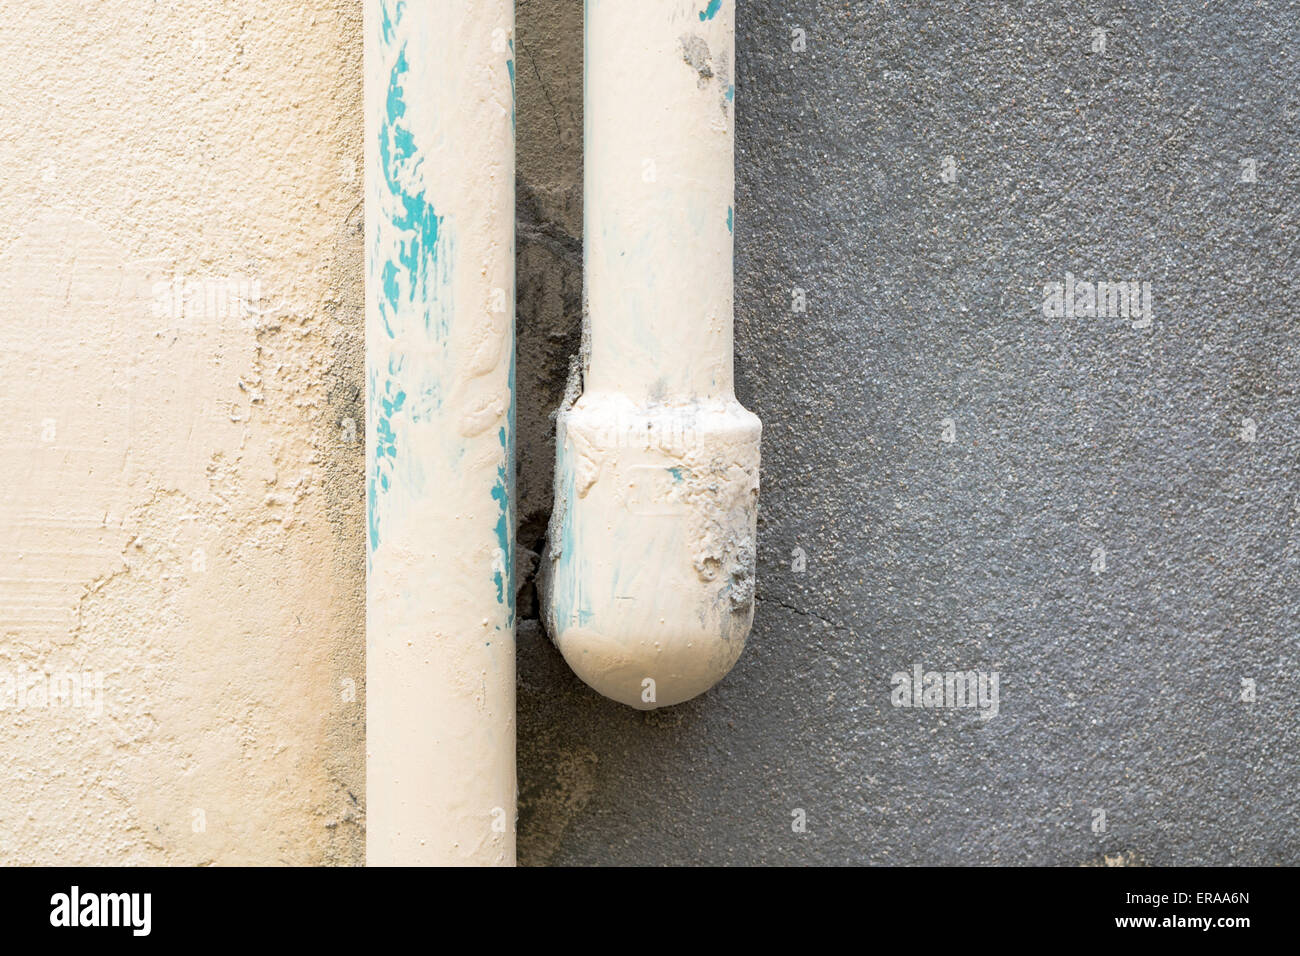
left=514, top=0, right=1299, bottom=865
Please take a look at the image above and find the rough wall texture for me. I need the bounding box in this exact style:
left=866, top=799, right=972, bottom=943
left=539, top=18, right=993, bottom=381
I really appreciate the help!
left=3, top=0, right=1295, bottom=867
left=0, top=1, right=365, bottom=864
left=515, top=0, right=1299, bottom=865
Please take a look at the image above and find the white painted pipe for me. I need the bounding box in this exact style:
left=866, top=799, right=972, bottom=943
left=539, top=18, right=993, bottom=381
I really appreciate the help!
left=365, top=0, right=516, bottom=865
left=540, top=0, right=760, bottom=709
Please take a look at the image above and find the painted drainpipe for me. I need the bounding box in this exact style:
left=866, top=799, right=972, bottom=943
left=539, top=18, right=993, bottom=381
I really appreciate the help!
left=365, top=0, right=516, bottom=865
left=540, top=0, right=760, bottom=710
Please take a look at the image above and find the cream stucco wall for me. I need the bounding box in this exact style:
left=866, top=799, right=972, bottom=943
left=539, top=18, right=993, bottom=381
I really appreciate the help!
left=0, top=0, right=366, bottom=864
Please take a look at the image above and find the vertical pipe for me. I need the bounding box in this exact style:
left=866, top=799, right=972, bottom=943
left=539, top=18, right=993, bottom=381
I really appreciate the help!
left=540, top=0, right=760, bottom=709
left=365, top=0, right=516, bottom=865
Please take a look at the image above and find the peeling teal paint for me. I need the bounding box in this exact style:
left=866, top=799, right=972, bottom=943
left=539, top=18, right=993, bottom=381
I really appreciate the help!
left=699, top=0, right=722, bottom=21
left=552, top=445, right=592, bottom=631
left=369, top=374, right=407, bottom=552
left=490, top=441, right=509, bottom=606
left=367, top=477, right=380, bottom=551
left=507, top=37, right=516, bottom=131
left=379, top=44, right=447, bottom=337
left=379, top=0, right=401, bottom=44
left=367, top=367, right=381, bottom=553
left=726, top=84, right=734, bottom=102
left=727, top=206, right=733, bottom=233
left=489, top=354, right=516, bottom=624
left=370, top=0, right=453, bottom=560
left=369, top=0, right=515, bottom=642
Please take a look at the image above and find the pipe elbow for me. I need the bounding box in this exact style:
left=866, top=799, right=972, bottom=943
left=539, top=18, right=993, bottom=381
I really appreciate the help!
left=540, top=395, right=760, bottom=709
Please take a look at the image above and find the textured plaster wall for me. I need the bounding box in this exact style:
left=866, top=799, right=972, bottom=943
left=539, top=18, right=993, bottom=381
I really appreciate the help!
left=2, top=0, right=1294, bottom=868
left=514, top=0, right=1300, bottom=865
left=0, top=1, right=365, bottom=864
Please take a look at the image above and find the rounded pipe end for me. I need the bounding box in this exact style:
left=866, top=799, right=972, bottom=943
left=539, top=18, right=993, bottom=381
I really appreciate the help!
left=540, top=395, right=760, bottom=709
left=554, top=612, right=751, bottom=710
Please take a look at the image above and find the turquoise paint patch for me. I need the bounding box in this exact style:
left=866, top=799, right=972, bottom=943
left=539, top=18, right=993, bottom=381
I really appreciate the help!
left=366, top=368, right=379, bottom=554
left=380, top=261, right=400, bottom=335
left=379, top=0, right=402, bottom=44
left=727, top=206, right=733, bottom=233
left=699, top=0, right=722, bottom=21
left=490, top=427, right=510, bottom=606
left=367, top=475, right=381, bottom=551
left=379, top=47, right=446, bottom=335
left=726, top=84, right=734, bottom=101
left=668, top=466, right=687, bottom=483
left=507, top=38, right=516, bottom=131
left=370, top=0, right=455, bottom=559
left=552, top=443, right=592, bottom=631
left=488, top=355, right=516, bottom=625
left=368, top=374, right=407, bottom=552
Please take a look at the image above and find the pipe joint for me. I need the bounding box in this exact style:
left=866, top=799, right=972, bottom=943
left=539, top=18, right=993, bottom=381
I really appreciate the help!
left=541, top=393, right=760, bottom=709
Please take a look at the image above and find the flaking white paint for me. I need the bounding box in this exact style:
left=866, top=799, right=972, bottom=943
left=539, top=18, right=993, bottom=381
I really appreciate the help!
left=540, top=0, right=760, bottom=710
left=364, top=0, right=516, bottom=866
